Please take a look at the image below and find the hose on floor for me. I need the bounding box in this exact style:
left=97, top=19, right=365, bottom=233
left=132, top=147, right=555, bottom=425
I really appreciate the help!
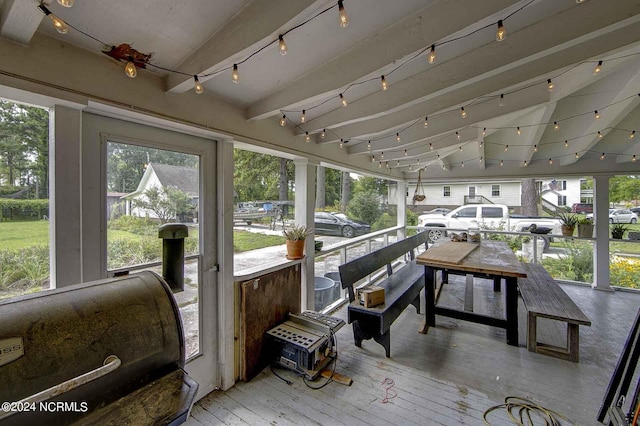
left=483, top=396, right=578, bottom=425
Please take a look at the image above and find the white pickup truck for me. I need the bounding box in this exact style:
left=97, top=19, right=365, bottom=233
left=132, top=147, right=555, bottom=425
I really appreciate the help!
left=417, top=204, right=561, bottom=245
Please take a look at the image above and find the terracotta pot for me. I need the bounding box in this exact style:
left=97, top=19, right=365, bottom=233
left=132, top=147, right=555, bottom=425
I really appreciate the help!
left=561, top=225, right=575, bottom=237
left=286, top=239, right=305, bottom=260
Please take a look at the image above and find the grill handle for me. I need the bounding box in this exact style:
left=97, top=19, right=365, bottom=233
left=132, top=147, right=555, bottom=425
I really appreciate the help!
left=0, top=355, right=121, bottom=420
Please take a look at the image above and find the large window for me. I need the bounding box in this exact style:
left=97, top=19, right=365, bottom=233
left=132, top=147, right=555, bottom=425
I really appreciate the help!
left=491, top=184, right=501, bottom=197
left=0, top=100, right=50, bottom=301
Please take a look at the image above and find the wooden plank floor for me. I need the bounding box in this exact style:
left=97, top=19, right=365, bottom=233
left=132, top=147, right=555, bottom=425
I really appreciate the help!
left=188, top=277, right=638, bottom=425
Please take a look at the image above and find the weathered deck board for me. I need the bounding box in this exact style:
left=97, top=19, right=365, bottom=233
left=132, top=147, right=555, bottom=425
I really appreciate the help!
left=193, top=277, right=637, bottom=426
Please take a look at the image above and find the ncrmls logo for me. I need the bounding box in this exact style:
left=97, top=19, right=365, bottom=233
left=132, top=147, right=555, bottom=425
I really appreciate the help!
left=0, top=337, right=24, bottom=367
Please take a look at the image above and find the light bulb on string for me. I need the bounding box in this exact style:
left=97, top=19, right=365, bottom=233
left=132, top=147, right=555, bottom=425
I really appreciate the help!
left=461, top=161, right=464, bottom=168
left=57, top=0, right=74, bottom=7
left=381, top=151, right=384, bottom=159
left=404, top=149, right=408, bottom=156
left=564, top=140, right=569, bottom=148
left=278, top=35, right=288, bottom=55
left=633, top=155, right=637, bottom=162
left=371, top=156, right=375, bottom=163
left=429, top=143, right=433, bottom=150
left=397, top=160, right=400, bottom=166
left=428, top=44, right=436, bottom=64
left=479, top=140, right=483, bottom=147
left=601, top=153, right=605, bottom=160
left=594, top=60, right=602, bottom=74
left=340, top=139, right=344, bottom=148
left=409, top=164, right=412, bottom=171
left=367, top=140, right=371, bottom=150
left=594, top=110, right=600, bottom=120
left=380, top=75, right=388, bottom=91
left=534, top=144, right=538, bottom=152
left=460, top=107, right=467, bottom=119
left=417, top=158, right=420, bottom=164
left=479, top=156, right=483, bottom=162
left=575, top=152, right=579, bottom=159
left=379, top=162, right=382, bottom=168
left=630, top=130, right=636, bottom=139
left=459, top=146, right=463, bottom=151
left=340, top=93, right=348, bottom=107
left=386, top=162, right=390, bottom=169
left=456, top=132, right=460, bottom=140
left=553, top=121, right=559, bottom=131
left=124, top=57, right=137, bottom=78
left=523, top=160, right=528, bottom=167
left=232, top=64, right=239, bottom=83
left=280, top=115, right=286, bottom=126
left=516, top=127, right=521, bottom=136
left=305, top=132, right=310, bottom=142
left=598, top=131, right=603, bottom=138
left=500, top=160, right=504, bottom=167
left=301, top=110, right=306, bottom=123
left=482, top=127, right=486, bottom=136
left=504, top=145, right=509, bottom=152
left=549, top=158, right=553, bottom=165
left=338, top=0, right=349, bottom=28
left=496, top=20, right=506, bottom=41
left=396, top=133, right=401, bottom=142
left=320, top=129, right=326, bottom=139
left=193, top=76, right=204, bottom=94
left=499, top=94, right=505, bottom=107
left=37, top=5, right=69, bottom=34
left=547, top=79, right=554, bottom=92
left=423, top=116, right=429, bottom=128
left=576, top=0, right=586, bottom=3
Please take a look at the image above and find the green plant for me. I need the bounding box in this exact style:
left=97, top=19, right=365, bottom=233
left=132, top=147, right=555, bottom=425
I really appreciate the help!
left=611, top=223, right=629, bottom=238
left=282, top=224, right=312, bottom=241
left=557, top=211, right=579, bottom=227
left=576, top=216, right=593, bottom=225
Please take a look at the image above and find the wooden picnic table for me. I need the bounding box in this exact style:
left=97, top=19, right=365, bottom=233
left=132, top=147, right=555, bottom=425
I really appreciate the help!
left=416, top=240, right=527, bottom=346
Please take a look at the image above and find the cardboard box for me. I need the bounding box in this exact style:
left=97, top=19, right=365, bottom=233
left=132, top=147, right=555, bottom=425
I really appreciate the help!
left=358, top=286, right=385, bottom=308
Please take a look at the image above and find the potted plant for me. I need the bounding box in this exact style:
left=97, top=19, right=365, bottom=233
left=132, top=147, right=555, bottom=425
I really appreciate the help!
left=611, top=223, right=628, bottom=239
left=557, top=212, right=579, bottom=237
left=576, top=216, right=594, bottom=238
left=282, top=224, right=312, bottom=259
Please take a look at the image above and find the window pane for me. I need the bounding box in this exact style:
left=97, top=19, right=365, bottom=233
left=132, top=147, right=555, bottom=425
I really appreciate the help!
left=0, top=101, right=50, bottom=300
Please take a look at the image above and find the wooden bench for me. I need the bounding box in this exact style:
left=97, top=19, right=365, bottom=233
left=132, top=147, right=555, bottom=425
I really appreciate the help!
left=518, top=263, right=591, bottom=362
left=339, top=231, right=429, bottom=357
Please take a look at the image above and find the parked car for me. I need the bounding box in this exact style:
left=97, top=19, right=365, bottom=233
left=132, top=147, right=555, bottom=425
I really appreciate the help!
left=314, top=212, right=371, bottom=238
left=631, top=207, right=640, bottom=215
left=571, top=203, right=593, bottom=214
left=586, top=209, right=638, bottom=224
left=423, top=207, right=452, bottom=215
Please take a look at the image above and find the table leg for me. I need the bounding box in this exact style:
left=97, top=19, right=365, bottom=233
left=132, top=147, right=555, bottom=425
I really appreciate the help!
left=505, top=276, right=518, bottom=346
left=425, top=266, right=436, bottom=327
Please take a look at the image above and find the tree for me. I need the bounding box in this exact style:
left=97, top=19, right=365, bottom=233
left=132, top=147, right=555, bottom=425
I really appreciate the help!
left=521, top=178, right=538, bottom=216
left=347, top=191, right=381, bottom=225
left=353, top=176, right=388, bottom=196
left=132, top=186, right=191, bottom=223
left=316, top=166, right=326, bottom=209
left=340, top=171, right=351, bottom=212
left=233, top=149, right=292, bottom=202
left=610, top=175, right=640, bottom=204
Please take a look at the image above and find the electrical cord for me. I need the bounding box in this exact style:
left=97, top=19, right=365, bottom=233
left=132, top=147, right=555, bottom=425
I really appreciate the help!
left=483, top=396, right=578, bottom=426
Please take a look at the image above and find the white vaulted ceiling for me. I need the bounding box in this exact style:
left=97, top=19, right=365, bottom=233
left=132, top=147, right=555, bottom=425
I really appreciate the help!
left=1, top=0, right=640, bottom=180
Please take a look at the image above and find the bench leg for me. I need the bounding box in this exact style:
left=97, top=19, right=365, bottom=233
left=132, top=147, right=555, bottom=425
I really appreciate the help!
left=527, top=313, right=537, bottom=352
left=352, top=321, right=371, bottom=348
left=410, top=293, right=421, bottom=315
left=352, top=321, right=391, bottom=357
left=373, top=330, right=391, bottom=358
left=505, top=277, right=519, bottom=346
left=567, top=324, right=579, bottom=363
left=442, top=270, right=448, bottom=284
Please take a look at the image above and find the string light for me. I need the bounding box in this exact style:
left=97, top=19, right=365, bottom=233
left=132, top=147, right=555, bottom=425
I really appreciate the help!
left=534, top=144, right=538, bottom=152
left=553, top=121, right=559, bottom=130
left=232, top=64, right=239, bottom=83
left=320, top=129, right=326, bottom=139
left=460, top=107, right=467, bottom=119
left=594, top=60, right=602, bottom=74
left=594, top=110, right=600, bottom=119
left=482, top=128, right=486, bottom=136
left=598, top=131, right=603, bottom=138
left=381, top=151, right=384, bottom=159
left=280, top=115, right=286, bottom=126
left=630, top=130, right=636, bottom=139
left=404, top=149, right=408, bottom=156
left=516, top=127, right=521, bottom=135
left=496, top=20, right=506, bottom=42
left=456, top=132, right=460, bottom=140
left=278, top=35, right=288, bottom=55
left=523, top=160, right=528, bottom=167
left=564, top=140, right=569, bottom=148
left=379, top=161, right=382, bottom=168
left=338, top=0, right=349, bottom=28
left=633, top=155, right=637, bottom=162
left=575, top=152, right=579, bottom=159
left=428, top=44, right=436, bottom=64
left=371, top=155, right=375, bottom=163
left=193, top=76, right=203, bottom=94
left=479, top=140, right=483, bottom=147
left=124, top=57, right=137, bottom=78
left=380, top=75, right=388, bottom=91
left=409, top=164, right=412, bottom=171
left=397, top=160, right=400, bottom=166
left=340, top=93, right=348, bottom=107
left=386, top=162, right=390, bottom=169
left=57, top=0, right=74, bottom=7
left=37, top=4, right=69, bottom=34
left=576, top=0, right=586, bottom=3
left=367, top=140, right=371, bottom=150
left=600, top=152, right=605, bottom=160
left=461, top=161, right=465, bottom=168
left=504, top=145, right=509, bottom=152
left=396, top=133, right=401, bottom=142
left=301, top=109, right=306, bottom=123
left=429, top=143, right=434, bottom=150
left=499, top=94, right=505, bottom=107
left=547, top=79, right=554, bottom=91
left=549, top=158, right=553, bottom=165
left=459, top=146, right=463, bottom=151
left=305, top=132, right=310, bottom=142
left=340, top=139, right=344, bottom=148
left=500, top=160, right=504, bottom=167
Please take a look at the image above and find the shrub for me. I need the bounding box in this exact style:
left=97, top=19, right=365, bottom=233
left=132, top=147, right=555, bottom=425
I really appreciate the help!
left=541, top=240, right=593, bottom=283
left=347, top=191, right=382, bottom=226
left=372, top=213, right=396, bottom=231
left=108, top=215, right=157, bottom=235
left=0, top=246, right=49, bottom=296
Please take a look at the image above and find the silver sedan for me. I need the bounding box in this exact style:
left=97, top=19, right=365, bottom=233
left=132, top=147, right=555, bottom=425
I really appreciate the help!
left=587, top=209, right=638, bottom=224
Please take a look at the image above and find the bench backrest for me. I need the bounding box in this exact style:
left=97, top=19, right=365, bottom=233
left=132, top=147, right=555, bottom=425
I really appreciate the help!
left=339, top=231, right=429, bottom=301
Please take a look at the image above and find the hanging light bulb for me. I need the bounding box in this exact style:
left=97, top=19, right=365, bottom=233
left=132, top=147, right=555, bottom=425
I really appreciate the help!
left=193, top=76, right=204, bottom=94
left=280, top=115, right=286, bottom=126
left=516, top=127, right=521, bottom=135
left=404, top=149, right=408, bottom=156
left=575, top=152, right=579, bottom=159
left=549, top=158, right=553, bottom=165
left=340, top=139, right=344, bottom=148
left=124, top=57, right=137, bottom=78
left=479, top=140, right=484, bottom=147
left=459, top=146, right=463, bottom=151
left=381, top=151, right=384, bottom=159
left=301, top=110, right=306, bottom=123
left=479, top=156, right=483, bottom=161
left=409, top=164, right=413, bottom=171
left=423, top=116, right=429, bottom=128
left=340, top=93, right=348, bottom=107
left=534, top=145, right=538, bottom=152
left=278, top=35, right=288, bottom=55
left=482, top=127, right=486, bottom=136
left=456, top=132, right=460, bottom=140
left=57, top=0, right=74, bottom=7
left=523, top=160, right=528, bottom=167
left=594, top=60, right=602, bottom=74
left=600, top=152, right=605, bottom=160
left=441, top=164, right=446, bottom=170
left=461, top=161, right=464, bottom=168
left=630, top=130, right=636, bottom=139
left=386, top=162, right=390, bottom=169
left=500, top=160, right=504, bottom=167
left=594, top=110, right=600, bottom=120
left=417, top=158, right=420, bottom=164
left=320, top=129, right=326, bottom=139
left=380, top=75, right=388, bottom=91
left=499, top=94, right=505, bottom=107
left=460, top=107, right=467, bottom=119
left=553, top=121, right=559, bottom=131
left=371, top=155, right=375, bottom=163
left=397, top=160, right=400, bottom=166
left=338, top=0, right=349, bottom=28
left=598, top=131, right=603, bottom=138
left=576, top=0, right=586, bottom=3
left=547, top=79, right=554, bottom=92
left=633, top=155, right=637, bottom=162
left=367, top=140, right=371, bottom=150
left=305, top=132, right=310, bottom=142
left=396, top=133, right=400, bottom=142
left=232, top=64, right=239, bottom=83
left=504, top=145, right=509, bottom=152
left=37, top=5, right=69, bottom=34
left=564, top=140, right=569, bottom=148
left=428, top=44, right=436, bottom=64
left=379, top=162, right=382, bottom=168
left=496, top=20, right=506, bottom=42
left=429, top=143, right=433, bottom=150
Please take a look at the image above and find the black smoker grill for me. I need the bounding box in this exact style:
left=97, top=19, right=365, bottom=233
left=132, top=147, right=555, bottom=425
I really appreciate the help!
left=0, top=270, right=198, bottom=425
